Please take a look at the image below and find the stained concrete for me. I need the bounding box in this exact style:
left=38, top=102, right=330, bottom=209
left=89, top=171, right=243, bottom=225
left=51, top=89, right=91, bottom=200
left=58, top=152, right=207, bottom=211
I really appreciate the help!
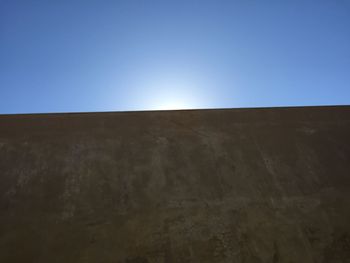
left=0, top=106, right=350, bottom=263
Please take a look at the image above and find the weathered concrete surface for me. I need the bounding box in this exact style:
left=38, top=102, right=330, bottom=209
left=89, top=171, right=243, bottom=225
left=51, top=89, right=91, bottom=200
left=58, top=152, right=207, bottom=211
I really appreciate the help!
left=0, top=106, right=350, bottom=263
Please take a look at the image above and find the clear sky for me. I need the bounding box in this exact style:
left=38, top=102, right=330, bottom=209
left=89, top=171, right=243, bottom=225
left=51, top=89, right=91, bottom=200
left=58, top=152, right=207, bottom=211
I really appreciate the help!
left=1, top=0, right=350, bottom=114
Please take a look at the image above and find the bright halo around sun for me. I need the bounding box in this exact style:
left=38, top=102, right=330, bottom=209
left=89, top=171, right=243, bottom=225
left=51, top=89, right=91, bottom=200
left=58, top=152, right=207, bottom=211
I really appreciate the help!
left=141, top=71, right=203, bottom=111
left=150, top=89, right=199, bottom=110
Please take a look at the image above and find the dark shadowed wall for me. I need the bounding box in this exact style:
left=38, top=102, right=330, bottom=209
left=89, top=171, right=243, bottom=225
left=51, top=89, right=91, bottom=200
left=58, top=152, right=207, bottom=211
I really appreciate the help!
left=0, top=106, right=350, bottom=263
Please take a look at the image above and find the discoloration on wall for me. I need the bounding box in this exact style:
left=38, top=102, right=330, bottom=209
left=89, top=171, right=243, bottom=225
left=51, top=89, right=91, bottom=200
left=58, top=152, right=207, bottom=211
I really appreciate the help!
left=0, top=106, right=350, bottom=262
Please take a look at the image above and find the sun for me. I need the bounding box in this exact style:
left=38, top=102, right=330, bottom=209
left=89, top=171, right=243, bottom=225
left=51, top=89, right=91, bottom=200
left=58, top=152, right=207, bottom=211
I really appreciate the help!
left=138, top=72, right=201, bottom=111
left=148, top=84, right=200, bottom=111
left=151, top=94, right=196, bottom=111
left=121, top=65, right=209, bottom=111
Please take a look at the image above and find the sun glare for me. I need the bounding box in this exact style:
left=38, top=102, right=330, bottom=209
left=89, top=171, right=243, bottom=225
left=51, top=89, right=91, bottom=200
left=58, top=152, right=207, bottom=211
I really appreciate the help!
left=120, top=64, right=213, bottom=111
left=148, top=81, right=201, bottom=111
left=128, top=69, right=204, bottom=111
left=151, top=95, right=197, bottom=111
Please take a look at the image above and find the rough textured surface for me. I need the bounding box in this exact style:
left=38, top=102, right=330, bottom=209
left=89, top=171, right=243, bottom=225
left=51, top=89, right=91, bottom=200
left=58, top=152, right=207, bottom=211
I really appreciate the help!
left=0, top=106, right=350, bottom=263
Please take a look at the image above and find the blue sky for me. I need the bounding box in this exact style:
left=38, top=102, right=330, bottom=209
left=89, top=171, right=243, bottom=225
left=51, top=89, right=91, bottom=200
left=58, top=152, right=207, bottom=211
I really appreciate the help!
left=1, top=0, right=350, bottom=113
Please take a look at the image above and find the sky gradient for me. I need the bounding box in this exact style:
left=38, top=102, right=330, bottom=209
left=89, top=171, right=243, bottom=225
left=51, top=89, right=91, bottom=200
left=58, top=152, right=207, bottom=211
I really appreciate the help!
left=1, top=0, right=350, bottom=114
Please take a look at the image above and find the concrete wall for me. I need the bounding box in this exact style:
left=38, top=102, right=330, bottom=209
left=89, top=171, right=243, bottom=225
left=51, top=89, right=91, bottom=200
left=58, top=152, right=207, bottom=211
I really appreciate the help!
left=0, top=106, right=350, bottom=263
